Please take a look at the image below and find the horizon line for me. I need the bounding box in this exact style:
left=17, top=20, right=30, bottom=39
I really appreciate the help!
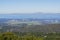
left=0, top=12, right=60, bottom=14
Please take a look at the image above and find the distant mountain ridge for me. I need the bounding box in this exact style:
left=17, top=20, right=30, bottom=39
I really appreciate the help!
left=0, top=13, right=60, bottom=19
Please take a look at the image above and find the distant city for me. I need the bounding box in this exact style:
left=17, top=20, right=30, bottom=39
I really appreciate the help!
left=0, top=13, right=60, bottom=33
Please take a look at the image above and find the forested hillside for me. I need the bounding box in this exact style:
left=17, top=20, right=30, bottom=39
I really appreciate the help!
left=0, top=32, right=60, bottom=40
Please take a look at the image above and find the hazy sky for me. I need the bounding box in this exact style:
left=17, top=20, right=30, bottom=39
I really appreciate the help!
left=0, top=0, right=60, bottom=13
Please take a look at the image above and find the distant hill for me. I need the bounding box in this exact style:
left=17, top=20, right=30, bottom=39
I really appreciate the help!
left=0, top=13, right=60, bottom=19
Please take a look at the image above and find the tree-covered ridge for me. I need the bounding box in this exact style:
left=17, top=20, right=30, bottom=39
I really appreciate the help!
left=0, top=32, right=19, bottom=40
left=0, top=32, right=60, bottom=40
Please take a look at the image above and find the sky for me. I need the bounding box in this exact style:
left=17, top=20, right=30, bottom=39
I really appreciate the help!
left=0, top=0, right=60, bottom=14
